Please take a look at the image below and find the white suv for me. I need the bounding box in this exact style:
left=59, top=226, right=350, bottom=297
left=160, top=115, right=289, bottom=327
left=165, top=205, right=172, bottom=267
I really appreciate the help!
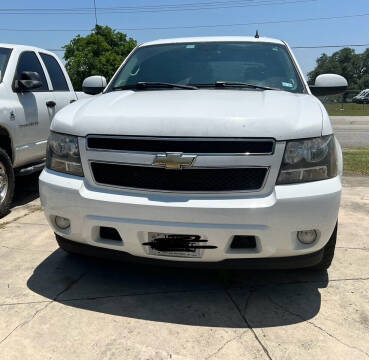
left=39, top=36, right=347, bottom=270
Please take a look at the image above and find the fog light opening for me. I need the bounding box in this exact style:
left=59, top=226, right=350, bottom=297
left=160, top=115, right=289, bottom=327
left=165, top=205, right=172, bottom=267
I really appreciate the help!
left=55, top=216, right=70, bottom=230
left=297, top=230, right=317, bottom=244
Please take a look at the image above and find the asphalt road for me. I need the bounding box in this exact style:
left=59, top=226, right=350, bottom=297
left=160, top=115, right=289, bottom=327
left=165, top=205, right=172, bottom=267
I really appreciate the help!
left=331, top=116, right=369, bottom=148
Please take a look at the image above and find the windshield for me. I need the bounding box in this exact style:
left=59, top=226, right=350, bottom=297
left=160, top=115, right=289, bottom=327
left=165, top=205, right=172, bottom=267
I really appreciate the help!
left=357, top=90, right=369, bottom=97
left=0, top=47, right=12, bottom=82
left=108, top=41, right=305, bottom=93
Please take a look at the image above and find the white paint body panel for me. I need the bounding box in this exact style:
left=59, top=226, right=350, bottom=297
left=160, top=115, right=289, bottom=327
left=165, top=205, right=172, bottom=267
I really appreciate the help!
left=40, top=37, right=341, bottom=264
left=52, top=89, right=325, bottom=140
left=315, top=74, right=348, bottom=88
left=39, top=169, right=341, bottom=261
left=141, top=36, right=285, bottom=47
left=0, top=43, right=78, bottom=168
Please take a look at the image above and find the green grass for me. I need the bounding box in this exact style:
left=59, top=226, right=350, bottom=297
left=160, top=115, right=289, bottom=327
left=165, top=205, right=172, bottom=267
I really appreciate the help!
left=324, top=103, right=369, bottom=116
left=343, top=148, right=369, bottom=176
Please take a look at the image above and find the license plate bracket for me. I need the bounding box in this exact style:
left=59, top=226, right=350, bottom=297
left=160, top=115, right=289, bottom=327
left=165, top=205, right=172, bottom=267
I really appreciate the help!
left=143, top=233, right=216, bottom=258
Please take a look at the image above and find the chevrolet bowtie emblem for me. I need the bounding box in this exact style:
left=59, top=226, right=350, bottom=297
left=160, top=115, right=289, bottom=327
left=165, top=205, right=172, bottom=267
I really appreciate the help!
left=153, top=153, right=197, bottom=170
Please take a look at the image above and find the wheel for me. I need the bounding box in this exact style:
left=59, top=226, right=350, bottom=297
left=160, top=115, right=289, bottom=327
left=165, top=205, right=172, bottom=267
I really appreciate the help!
left=0, top=148, right=15, bottom=218
left=311, top=223, right=337, bottom=270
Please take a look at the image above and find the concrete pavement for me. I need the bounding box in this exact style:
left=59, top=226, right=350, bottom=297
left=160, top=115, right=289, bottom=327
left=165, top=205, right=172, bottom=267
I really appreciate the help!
left=0, top=175, right=368, bottom=359
left=331, top=116, right=369, bottom=148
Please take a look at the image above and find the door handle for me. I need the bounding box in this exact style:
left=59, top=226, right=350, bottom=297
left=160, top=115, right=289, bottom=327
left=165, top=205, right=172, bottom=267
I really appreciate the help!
left=46, top=101, right=56, bottom=108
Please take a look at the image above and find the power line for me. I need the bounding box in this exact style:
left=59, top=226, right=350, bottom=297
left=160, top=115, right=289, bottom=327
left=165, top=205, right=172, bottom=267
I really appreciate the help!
left=293, top=43, right=369, bottom=49
left=0, top=0, right=319, bottom=15
left=1, top=12, right=368, bottom=32
left=100, top=0, right=316, bottom=11
left=0, top=0, right=310, bottom=11
left=47, top=43, right=369, bottom=52
left=99, top=0, right=319, bottom=13
left=112, top=12, right=369, bottom=31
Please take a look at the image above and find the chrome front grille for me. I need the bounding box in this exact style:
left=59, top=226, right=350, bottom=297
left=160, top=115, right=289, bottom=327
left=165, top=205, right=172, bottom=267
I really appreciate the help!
left=82, top=136, right=282, bottom=194
left=90, top=162, right=268, bottom=192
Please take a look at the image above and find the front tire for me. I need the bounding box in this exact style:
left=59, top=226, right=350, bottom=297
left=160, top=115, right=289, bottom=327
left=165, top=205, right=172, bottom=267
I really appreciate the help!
left=0, top=148, right=15, bottom=218
left=311, top=223, right=337, bottom=270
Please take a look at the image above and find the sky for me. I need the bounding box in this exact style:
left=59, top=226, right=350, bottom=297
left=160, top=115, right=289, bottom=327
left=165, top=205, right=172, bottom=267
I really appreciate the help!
left=0, top=0, right=368, bottom=76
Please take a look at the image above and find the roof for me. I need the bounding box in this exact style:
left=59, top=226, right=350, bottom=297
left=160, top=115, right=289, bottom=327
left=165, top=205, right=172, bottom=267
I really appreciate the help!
left=0, top=43, right=55, bottom=54
left=140, top=36, right=285, bottom=47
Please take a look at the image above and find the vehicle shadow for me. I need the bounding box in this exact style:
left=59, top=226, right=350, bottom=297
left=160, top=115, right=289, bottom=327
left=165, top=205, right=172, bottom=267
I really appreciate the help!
left=12, top=172, right=40, bottom=208
left=27, top=249, right=328, bottom=328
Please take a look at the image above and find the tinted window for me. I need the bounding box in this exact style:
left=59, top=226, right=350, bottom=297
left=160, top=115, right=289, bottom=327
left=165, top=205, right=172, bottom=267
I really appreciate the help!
left=0, top=47, right=12, bottom=82
left=16, top=51, right=48, bottom=91
left=110, top=42, right=305, bottom=94
left=40, top=53, right=69, bottom=91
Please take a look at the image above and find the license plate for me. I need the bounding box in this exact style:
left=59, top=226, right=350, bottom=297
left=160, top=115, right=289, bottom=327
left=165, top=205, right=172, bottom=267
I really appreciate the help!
left=145, top=232, right=203, bottom=258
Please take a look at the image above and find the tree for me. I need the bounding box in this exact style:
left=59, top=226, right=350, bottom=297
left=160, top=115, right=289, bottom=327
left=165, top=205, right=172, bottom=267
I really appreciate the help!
left=308, top=47, right=369, bottom=91
left=63, top=25, right=137, bottom=90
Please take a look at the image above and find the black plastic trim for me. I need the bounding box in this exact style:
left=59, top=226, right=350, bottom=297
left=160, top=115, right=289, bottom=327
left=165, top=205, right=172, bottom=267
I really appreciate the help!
left=56, top=235, right=324, bottom=269
left=87, top=136, right=275, bottom=154
left=90, top=162, right=268, bottom=192
left=309, top=85, right=348, bottom=97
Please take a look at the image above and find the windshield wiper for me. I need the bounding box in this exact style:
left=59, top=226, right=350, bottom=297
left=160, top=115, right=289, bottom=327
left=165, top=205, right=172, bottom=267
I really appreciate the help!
left=194, top=81, right=278, bottom=91
left=113, top=82, right=198, bottom=91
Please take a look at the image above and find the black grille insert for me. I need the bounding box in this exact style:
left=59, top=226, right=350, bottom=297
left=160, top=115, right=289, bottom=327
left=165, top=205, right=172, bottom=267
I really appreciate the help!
left=100, top=227, right=122, bottom=241
left=230, top=236, right=257, bottom=249
left=87, top=137, right=274, bottom=154
left=91, top=162, right=268, bottom=192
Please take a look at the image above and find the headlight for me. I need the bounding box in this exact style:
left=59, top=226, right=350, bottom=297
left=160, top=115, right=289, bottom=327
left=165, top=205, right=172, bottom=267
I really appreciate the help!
left=277, top=135, right=337, bottom=184
left=46, top=132, right=84, bottom=177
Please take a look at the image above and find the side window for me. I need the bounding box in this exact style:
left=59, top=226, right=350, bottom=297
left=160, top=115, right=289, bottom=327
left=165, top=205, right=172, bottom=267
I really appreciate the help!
left=16, top=51, right=48, bottom=91
left=0, top=48, right=12, bottom=82
left=40, top=53, right=69, bottom=91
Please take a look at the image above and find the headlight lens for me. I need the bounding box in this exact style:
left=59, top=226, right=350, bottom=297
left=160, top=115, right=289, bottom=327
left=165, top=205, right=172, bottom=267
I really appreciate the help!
left=46, top=132, right=84, bottom=177
left=277, top=135, right=337, bottom=184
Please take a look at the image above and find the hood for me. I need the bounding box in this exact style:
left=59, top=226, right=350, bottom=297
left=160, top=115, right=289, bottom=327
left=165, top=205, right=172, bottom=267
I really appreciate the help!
left=51, top=89, right=325, bottom=140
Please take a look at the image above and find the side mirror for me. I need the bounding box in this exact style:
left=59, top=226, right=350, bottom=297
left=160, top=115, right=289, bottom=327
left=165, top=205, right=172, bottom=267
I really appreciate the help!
left=309, top=74, right=348, bottom=96
left=15, top=71, right=43, bottom=92
left=82, top=75, right=107, bottom=95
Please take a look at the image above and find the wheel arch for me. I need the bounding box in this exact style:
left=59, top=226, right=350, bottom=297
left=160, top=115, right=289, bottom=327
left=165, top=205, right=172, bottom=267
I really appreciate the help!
left=0, top=125, right=14, bottom=163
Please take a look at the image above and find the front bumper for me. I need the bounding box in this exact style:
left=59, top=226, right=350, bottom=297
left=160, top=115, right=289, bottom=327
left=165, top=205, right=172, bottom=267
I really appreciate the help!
left=56, top=235, right=325, bottom=269
left=39, top=169, right=341, bottom=265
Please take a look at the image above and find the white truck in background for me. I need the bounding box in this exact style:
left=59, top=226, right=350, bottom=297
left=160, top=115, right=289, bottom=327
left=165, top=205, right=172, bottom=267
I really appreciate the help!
left=0, top=44, right=105, bottom=217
